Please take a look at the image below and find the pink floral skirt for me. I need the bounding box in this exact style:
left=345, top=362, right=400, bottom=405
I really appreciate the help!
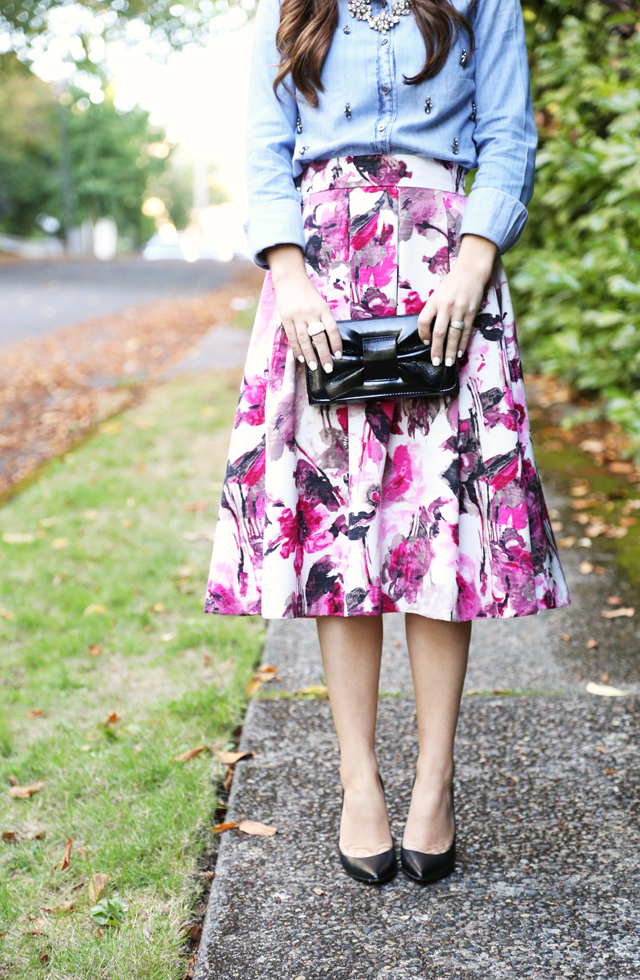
left=204, top=155, right=570, bottom=620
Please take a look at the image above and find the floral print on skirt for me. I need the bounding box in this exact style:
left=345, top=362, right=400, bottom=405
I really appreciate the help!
left=204, top=155, right=570, bottom=620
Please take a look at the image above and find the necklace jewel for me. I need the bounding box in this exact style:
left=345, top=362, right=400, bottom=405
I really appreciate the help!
left=347, top=0, right=411, bottom=33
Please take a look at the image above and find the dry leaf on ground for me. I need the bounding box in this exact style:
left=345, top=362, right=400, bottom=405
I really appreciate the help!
left=84, top=603, right=108, bottom=616
left=586, top=639, right=599, bottom=649
left=88, top=645, right=102, bottom=656
left=183, top=531, right=215, bottom=542
left=0, top=608, right=15, bottom=619
left=103, top=712, right=121, bottom=726
left=298, top=685, right=329, bottom=696
left=558, top=537, right=576, bottom=548
left=606, top=596, right=624, bottom=605
left=245, top=678, right=263, bottom=698
left=184, top=500, right=209, bottom=513
left=217, top=750, right=253, bottom=765
left=579, top=561, right=594, bottom=574
left=173, top=745, right=208, bottom=762
left=2, top=831, right=17, bottom=842
left=60, top=838, right=73, bottom=871
left=600, top=608, right=635, bottom=619
left=586, top=681, right=631, bottom=697
left=88, top=873, right=111, bottom=903
left=238, top=820, right=277, bottom=837
left=212, top=821, right=238, bottom=834
left=9, top=780, right=45, bottom=799
left=26, top=709, right=45, bottom=717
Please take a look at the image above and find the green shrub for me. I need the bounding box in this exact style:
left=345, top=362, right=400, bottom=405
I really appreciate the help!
left=506, top=2, right=640, bottom=449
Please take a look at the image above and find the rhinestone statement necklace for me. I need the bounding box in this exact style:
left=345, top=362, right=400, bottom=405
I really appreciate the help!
left=347, top=0, right=412, bottom=34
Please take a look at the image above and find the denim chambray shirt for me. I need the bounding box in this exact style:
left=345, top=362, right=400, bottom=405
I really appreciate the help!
left=246, top=0, right=537, bottom=268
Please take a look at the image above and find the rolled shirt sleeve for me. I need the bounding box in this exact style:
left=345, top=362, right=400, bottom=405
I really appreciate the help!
left=245, top=0, right=304, bottom=268
left=460, top=0, right=538, bottom=253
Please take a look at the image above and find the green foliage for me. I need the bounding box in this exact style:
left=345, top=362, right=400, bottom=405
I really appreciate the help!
left=89, top=897, right=127, bottom=927
left=506, top=1, right=640, bottom=452
left=0, top=54, right=192, bottom=242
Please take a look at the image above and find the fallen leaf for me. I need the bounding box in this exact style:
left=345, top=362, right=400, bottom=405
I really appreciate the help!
left=600, top=607, right=634, bottom=619
left=39, top=952, right=50, bottom=964
left=98, top=421, right=122, bottom=435
left=298, top=684, right=329, bottom=696
left=245, top=678, right=263, bottom=698
left=52, top=538, right=69, bottom=549
left=607, top=596, right=624, bottom=605
left=84, top=603, right=108, bottom=616
left=586, top=638, right=599, bottom=649
left=0, top=608, right=15, bottom=620
left=570, top=484, right=590, bottom=497
left=104, top=712, right=121, bottom=726
left=212, top=821, right=238, bottom=834
left=58, top=900, right=75, bottom=912
left=89, top=873, right=111, bottom=903
left=571, top=499, right=598, bottom=511
left=550, top=521, right=563, bottom=533
left=177, top=565, right=193, bottom=578
left=579, top=561, right=594, bottom=574
left=161, top=631, right=176, bottom=642
left=238, top=820, right=277, bottom=837
left=173, top=745, right=208, bottom=762
left=586, top=681, right=631, bottom=697
left=558, top=537, right=576, bottom=548
left=184, top=500, right=209, bottom=513
left=217, top=750, right=253, bottom=765
left=186, top=922, right=202, bottom=942
left=60, top=837, right=73, bottom=871
left=201, top=870, right=215, bottom=880
left=88, top=645, right=102, bottom=657
left=96, top=928, right=104, bottom=939
left=9, top=780, right=45, bottom=799
left=600, top=673, right=609, bottom=683
left=223, top=769, right=233, bottom=792
left=24, top=829, right=46, bottom=840
left=608, top=461, right=634, bottom=474
left=2, top=532, right=35, bottom=543
left=595, top=566, right=606, bottom=574
left=182, top=530, right=216, bottom=542
left=605, top=526, right=628, bottom=539
left=580, top=439, right=605, bottom=454
left=24, top=929, right=46, bottom=936
left=620, top=515, right=638, bottom=527
left=585, top=523, right=608, bottom=538
left=81, top=744, right=91, bottom=752
left=2, top=831, right=17, bottom=842
left=605, top=768, right=620, bottom=776
left=203, top=653, right=211, bottom=666
left=595, top=745, right=607, bottom=754
left=6, top=775, right=18, bottom=786
left=559, top=634, right=571, bottom=642
left=313, top=887, right=325, bottom=895
left=26, top=709, right=45, bottom=717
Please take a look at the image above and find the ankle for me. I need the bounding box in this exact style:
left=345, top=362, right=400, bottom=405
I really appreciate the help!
left=339, top=756, right=380, bottom=791
left=414, top=759, right=454, bottom=789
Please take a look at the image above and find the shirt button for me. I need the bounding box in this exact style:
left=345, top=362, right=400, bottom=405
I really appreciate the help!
left=381, top=85, right=389, bottom=95
left=377, top=123, right=386, bottom=132
left=381, top=37, right=388, bottom=45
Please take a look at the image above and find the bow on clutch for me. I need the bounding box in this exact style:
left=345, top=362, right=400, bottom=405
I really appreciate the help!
left=305, top=313, right=459, bottom=405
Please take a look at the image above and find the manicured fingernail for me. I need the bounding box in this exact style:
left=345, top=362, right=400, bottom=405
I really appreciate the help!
left=309, top=360, right=318, bottom=371
left=324, top=362, right=333, bottom=373
left=423, top=338, right=429, bottom=346
left=334, top=350, right=343, bottom=360
left=457, top=350, right=463, bottom=359
left=432, top=356, right=441, bottom=366
left=445, top=357, right=453, bottom=367
left=298, top=355, right=305, bottom=363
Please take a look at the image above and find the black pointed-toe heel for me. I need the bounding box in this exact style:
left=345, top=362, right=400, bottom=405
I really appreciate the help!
left=401, top=788, right=456, bottom=885
left=338, top=776, right=397, bottom=885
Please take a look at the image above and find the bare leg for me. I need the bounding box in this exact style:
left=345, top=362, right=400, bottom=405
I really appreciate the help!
left=403, top=614, right=471, bottom=853
left=316, top=615, right=392, bottom=858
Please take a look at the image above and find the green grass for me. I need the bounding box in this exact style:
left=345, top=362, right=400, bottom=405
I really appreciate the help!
left=0, top=369, right=265, bottom=978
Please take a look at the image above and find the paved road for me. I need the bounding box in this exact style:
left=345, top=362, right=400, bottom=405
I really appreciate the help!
left=194, top=487, right=640, bottom=979
left=0, top=258, right=244, bottom=346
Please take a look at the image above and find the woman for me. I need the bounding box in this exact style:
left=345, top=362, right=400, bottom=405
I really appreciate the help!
left=205, top=0, right=570, bottom=885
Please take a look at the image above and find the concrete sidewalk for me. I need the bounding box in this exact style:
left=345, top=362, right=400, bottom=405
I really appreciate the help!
left=195, top=496, right=640, bottom=978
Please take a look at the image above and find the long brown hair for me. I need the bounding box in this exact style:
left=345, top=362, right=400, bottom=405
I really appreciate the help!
left=274, top=0, right=475, bottom=107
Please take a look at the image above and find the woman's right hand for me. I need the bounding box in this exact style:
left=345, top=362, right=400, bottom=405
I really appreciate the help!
left=265, top=244, right=342, bottom=373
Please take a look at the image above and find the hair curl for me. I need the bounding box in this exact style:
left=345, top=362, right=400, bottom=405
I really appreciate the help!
left=274, top=0, right=476, bottom=108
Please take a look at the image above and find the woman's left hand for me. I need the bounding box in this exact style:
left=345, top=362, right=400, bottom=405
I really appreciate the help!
left=417, top=234, right=498, bottom=366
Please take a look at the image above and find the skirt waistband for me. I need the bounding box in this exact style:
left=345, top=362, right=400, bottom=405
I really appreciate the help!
left=298, top=155, right=468, bottom=197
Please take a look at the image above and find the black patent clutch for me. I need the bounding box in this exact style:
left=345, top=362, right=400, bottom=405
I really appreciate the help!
left=305, top=313, right=459, bottom=405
